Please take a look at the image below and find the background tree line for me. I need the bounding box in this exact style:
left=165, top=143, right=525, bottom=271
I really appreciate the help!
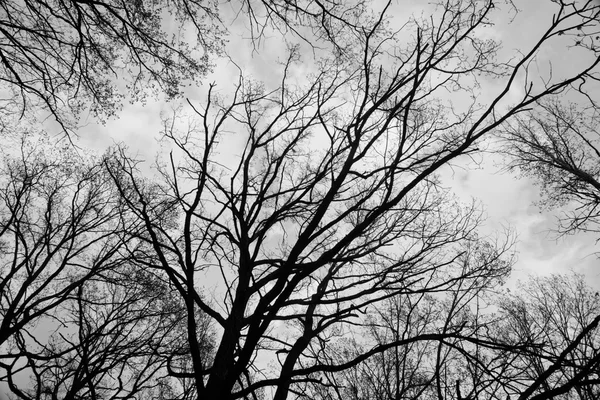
left=1, top=0, right=600, bottom=399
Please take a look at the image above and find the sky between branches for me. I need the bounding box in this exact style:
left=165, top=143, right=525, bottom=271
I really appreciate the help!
left=72, top=0, right=600, bottom=289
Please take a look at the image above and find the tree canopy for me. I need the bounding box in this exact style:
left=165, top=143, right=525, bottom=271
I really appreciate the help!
left=1, top=0, right=600, bottom=399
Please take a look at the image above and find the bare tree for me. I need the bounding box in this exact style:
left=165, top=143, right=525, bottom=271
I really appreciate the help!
left=0, top=0, right=225, bottom=131
left=302, top=272, right=600, bottom=400
left=494, top=274, right=600, bottom=400
left=0, top=0, right=373, bottom=133
left=7, top=263, right=215, bottom=400
left=235, top=0, right=369, bottom=52
left=501, top=99, right=600, bottom=237
left=0, top=139, right=216, bottom=399
left=100, top=0, right=600, bottom=399
left=297, top=237, right=514, bottom=400
left=0, top=135, right=131, bottom=391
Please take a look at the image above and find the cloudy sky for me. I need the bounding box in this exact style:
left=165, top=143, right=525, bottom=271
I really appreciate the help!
left=3, top=1, right=600, bottom=397
left=74, top=0, right=600, bottom=290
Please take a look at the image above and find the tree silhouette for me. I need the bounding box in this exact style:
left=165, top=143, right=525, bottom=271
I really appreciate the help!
left=0, top=135, right=134, bottom=394
left=1, top=0, right=600, bottom=399
left=0, top=0, right=370, bottom=133
left=304, top=273, right=600, bottom=400
left=0, top=135, right=126, bottom=348
left=102, top=1, right=600, bottom=398
left=502, top=99, right=600, bottom=238
left=0, top=142, right=214, bottom=399
left=495, top=274, right=600, bottom=400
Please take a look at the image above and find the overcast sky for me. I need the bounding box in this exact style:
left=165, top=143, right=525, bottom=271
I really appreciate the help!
left=74, top=0, right=600, bottom=291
